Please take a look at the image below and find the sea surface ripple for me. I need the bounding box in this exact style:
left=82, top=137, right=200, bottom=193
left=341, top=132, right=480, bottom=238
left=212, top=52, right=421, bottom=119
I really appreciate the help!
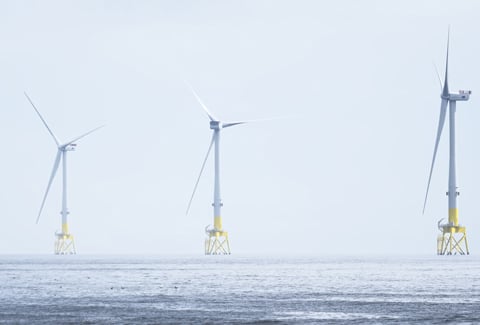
left=1, top=255, right=479, bottom=324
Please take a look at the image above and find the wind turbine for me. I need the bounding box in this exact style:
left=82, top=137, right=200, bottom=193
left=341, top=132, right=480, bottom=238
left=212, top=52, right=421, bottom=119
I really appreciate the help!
left=423, top=31, right=471, bottom=255
left=186, top=85, right=258, bottom=255
left=25, top=92, right=104, bottom=255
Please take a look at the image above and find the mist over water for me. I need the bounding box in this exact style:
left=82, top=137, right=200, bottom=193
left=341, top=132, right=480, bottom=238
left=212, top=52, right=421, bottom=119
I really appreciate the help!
left=1, top=255, right=479, bottom=324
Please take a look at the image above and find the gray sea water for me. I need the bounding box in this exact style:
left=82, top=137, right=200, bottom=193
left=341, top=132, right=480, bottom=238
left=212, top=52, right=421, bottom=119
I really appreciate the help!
left=1, top=255, right=479, bottom=324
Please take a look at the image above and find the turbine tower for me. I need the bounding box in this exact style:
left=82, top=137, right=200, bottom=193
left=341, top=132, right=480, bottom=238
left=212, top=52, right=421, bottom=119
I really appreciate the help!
left=25, top=92, right=104, bottom=255
left=186, top=86, right=253, bottom=255
left=423, top=32, right=471, bottom=255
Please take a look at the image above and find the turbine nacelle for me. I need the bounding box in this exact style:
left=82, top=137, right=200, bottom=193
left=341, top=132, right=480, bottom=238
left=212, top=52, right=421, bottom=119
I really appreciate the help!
left=61, top=143, right=77, bottom=151
left=210, top=120, right=222, bottom=130
left=443, top=90, right=472, bottom=101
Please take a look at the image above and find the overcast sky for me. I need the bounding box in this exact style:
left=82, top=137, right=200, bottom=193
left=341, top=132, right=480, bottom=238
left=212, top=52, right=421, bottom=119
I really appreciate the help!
left=1, top=0, right=480, bottom=255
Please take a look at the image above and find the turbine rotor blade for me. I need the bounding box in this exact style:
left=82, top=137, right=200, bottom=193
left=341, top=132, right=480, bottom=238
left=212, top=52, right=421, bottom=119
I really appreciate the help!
left=222, top=116, right=286, bottom=128
left=36, top=150, right=62, bottom=223
left=186, top=133, right=216, bottom=215
left=442, top=28, right=450, bottom=97
left=423, top=98, right=449, bottom=214
left=433, top=62, right=443, bottom=92
left=185, top=82, right=218, bottom=121
left=222, top=121, right=247, bottom=128
left=24, top=92, right=60, bottom=147
left=62, top=125, right=105, bottom=147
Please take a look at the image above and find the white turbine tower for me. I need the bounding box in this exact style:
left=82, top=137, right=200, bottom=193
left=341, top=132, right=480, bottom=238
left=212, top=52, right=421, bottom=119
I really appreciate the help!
left=186, top=85, right=257, bottom=255
left=423, top=31, right=471, bottom=255
left=25, top=92, right=104, bottom=255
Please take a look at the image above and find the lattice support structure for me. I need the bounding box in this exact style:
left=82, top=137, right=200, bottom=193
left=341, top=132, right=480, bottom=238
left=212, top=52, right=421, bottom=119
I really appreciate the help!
left=205, top=229, right=230, bottom=255
left=54, top=232, right=76, bottom=255
left=437, top=225, right=469, bottom=255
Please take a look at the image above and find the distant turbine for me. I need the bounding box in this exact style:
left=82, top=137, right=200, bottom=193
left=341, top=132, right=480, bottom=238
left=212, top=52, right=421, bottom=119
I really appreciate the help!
left=25, top=92, right=104, bottom=255
left=423, top=30, right=471, bottom=255
left=186, top=85, right=263, bottom=255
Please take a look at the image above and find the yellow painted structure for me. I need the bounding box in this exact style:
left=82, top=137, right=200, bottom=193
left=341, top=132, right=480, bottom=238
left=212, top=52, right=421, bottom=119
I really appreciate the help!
left=54, top=223, right=76, bottom=255
left=436, top=208, right=469, bottom=256
left=437, top=220, right=469, bottom=256
left=205, top=216, right=230, bottom=255
left=448, top=208, right=459, bottom=226
left=62, top=223, right=69, bottom=234
left=214, top=216, right=222, bottom=230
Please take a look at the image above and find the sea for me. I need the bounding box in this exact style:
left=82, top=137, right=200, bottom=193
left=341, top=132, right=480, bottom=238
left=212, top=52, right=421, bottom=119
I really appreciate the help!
left=0, top=255, right=479, bottom=324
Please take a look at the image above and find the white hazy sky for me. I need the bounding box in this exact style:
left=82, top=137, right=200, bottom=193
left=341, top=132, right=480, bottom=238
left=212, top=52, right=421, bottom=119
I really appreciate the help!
left=1, top=0, right=480, bottom=255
